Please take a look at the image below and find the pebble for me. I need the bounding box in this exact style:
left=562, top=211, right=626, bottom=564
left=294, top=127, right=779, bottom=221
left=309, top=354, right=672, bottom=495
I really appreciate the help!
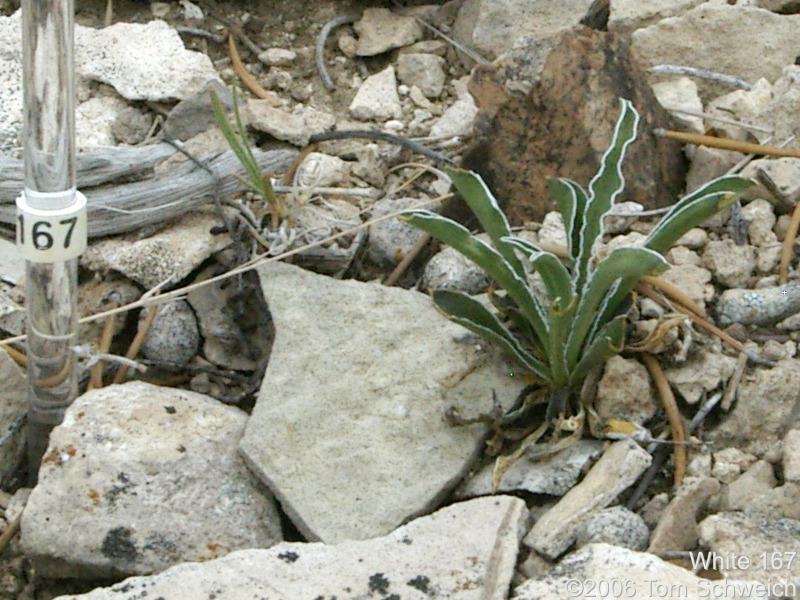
left=140, top=300, right=200, bottom=366
left=257, top=48, right=297, bottom=67
left=575, top=506, right=650, bottom=551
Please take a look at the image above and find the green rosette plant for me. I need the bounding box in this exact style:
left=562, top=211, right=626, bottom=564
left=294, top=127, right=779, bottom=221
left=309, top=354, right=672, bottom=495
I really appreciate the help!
left=400, top=98, right=752, bottom=459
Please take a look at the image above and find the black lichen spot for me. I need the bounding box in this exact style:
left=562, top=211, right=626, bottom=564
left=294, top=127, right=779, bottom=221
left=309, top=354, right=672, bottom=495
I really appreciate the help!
left=407, top=575, right=432, bottom=594
left=101, top=527, right=139, bottom=562
left=164, top=405, right=176, bottom=414
left=277, top=550, right=299, bottom=563
left=384, top=595, right=400, bottom=600
left=400, top=536, right=412, bottom=545
left=368, top=573, right=390, bottom=595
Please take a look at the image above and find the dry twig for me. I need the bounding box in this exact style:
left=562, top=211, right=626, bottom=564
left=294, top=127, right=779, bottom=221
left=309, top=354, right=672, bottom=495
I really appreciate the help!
left=641, top=352, right=687, bottom=486
left=779, top=197, right=800, bottom=283
left=655, top=129, right=800, bottom=159
left=228, top=36, right=282, bottom=107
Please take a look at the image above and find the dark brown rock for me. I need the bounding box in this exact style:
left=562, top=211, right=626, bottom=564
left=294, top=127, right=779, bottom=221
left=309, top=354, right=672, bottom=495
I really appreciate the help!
left=462, top=26, right=687, bottom=226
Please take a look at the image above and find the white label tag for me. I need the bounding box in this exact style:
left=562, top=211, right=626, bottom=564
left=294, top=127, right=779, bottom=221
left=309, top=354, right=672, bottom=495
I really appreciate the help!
left=16, top=190, right=88, bottom=263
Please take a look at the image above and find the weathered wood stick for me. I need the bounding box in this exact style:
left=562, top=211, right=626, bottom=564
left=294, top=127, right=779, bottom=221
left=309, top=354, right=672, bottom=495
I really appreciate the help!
left=0, top=144, right=298, bottom=238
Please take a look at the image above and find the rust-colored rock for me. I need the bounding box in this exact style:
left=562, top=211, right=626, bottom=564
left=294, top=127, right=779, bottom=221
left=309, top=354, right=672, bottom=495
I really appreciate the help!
left=462, top=26, right=687, bottom=226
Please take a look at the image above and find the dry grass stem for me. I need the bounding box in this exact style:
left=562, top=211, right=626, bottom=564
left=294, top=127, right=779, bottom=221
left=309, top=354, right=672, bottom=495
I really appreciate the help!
left=656, top=129, right=800, bottom=159
left=228, top=36, right=282, bottom=107
left=641, top=352, right=686, bottom=486
left=779, top=197, right=800, bottom=282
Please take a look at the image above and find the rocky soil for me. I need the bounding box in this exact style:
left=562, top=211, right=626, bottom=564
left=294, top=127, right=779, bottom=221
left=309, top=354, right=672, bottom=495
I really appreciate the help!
left=1, top=0, right=800, bottom=599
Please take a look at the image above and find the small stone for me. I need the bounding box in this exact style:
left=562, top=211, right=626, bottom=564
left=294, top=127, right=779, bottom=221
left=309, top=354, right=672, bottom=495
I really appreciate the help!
left=639, top=493, right=669, bottom=529
left=422, top=245, right=491, bottom=295
left=595, top=356, right=655, bottom=425
left=663, top=352, right=737, bottom=404
left=151, top=2, right=171, bottom=19
left=337, top=32, right=358, bottom=59
left=348, top=66, right=402, bottom=121
left=409, top=86, right=434, bottom=110
left=604, top=201, right=643, bottom=234
left=400, top=40, right=448, bottom=56
left=163, top=80, right=232, bottom=141
left=397, top=53, right=447, bottom=98
left=658, top=264, right=714, bottom=312
left=761, top=339, right=789, bottom=362
left=524, top=440, right=652, bottom=559
left=713, top=447, right=756, bottom=484
left=429, top=94, right=478, bottom=138
left=703, top=239, right=756, bottom=289
left=257, top=48, right=297, bottom=67
left=675, top=228, right=708, bottom=250
left=687, top=453, right=712, bottom=478
left=685, top=147, right=744, bottom=194
left=717, top=282, right=800, bottom=327
left=652, top=77, right=704, bottom=135
left=648, top=477, right=720, bottom=554
left=575, top=506, right=650, bottom=551
left=368, top=197, right=430, bottom=267
left=456, top=439, right=603, bottom=498
left=353, top=8, right=423, bottom=57
left=784, top=430, right=800, bottom=483
left=720, top=460, right=777, bottom=512
left=111, top=106, right=152, bottom=145
left=742, top=158, right=800, bottom=212
left=537, top=211, right=568, bottom=249
left=140, top=300, right=200, bottom=366
left=76, top=96, right=129, bottom=150
left=667, top=246, right=702, bottom=266
left=351, top=144, right=385, bottom=188
left=295, top=152, right=351, bottom=187
left=741, top=199, right=778, bottom=247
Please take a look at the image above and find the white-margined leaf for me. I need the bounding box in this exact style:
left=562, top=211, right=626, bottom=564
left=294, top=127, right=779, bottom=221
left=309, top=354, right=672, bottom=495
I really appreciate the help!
left=574, top=98, right=639, bottom=291
left=431, top=290, right=551, bottom=383
left=400, top=209, right=549, bottom=343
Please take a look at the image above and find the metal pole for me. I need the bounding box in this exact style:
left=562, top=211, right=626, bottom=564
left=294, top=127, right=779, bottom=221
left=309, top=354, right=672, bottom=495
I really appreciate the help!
left=17, top=0, right=87, bottom=481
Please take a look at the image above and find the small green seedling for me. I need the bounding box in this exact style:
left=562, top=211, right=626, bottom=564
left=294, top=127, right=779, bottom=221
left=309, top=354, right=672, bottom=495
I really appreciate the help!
left=210, top=84, right=284, bottom=228
left=401, top=98, right=753, bottom=481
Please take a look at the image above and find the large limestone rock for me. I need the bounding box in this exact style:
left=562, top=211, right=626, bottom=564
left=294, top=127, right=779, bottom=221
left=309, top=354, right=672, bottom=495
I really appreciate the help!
left=241, top=261, right=526, bottom=543
left=53, top=496, right=528, bottom=600
left=632, top=5, right=800, bottom=97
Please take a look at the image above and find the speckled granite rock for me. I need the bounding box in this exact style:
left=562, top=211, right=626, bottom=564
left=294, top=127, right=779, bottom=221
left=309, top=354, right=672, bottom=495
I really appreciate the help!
left=463, top=26, right=686, bottom=225
left=21, top=382, right=282, bottom=579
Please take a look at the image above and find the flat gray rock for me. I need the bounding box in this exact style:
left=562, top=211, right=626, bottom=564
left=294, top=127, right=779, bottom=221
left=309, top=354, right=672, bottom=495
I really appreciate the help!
left=524, top=439, right=652, bottom=559
left=241, top=261, right=526, bottom=542
left=53, top=495, right=528, bottom=600
left=21, top=382, right=282, bottom=579
left=456, top=439, right=603, bottom=498
left=80, top=209, right=232, bottom=289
